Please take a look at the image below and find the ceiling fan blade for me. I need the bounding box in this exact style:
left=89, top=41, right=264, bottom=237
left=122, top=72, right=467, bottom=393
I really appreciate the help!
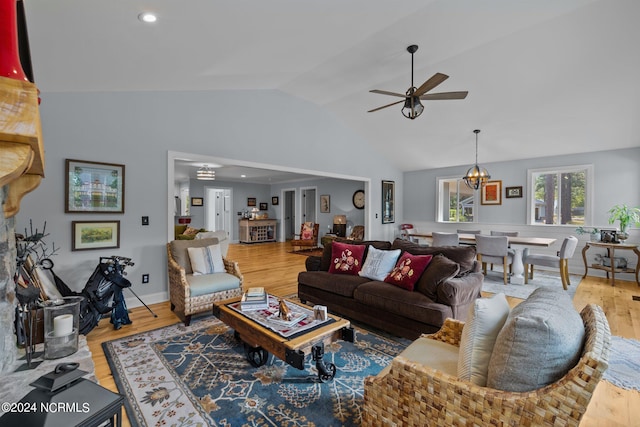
left=414, top=72, right=449, bottom=97
left=368, top=99, right=405, bottom=113
left=420, top=91, right=468, bottom=100
left=370, top=89, right=407, bottom=98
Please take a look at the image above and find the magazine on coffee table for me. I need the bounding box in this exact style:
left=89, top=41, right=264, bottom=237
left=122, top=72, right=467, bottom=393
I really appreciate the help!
left=228, top=294, right=334, bottom=338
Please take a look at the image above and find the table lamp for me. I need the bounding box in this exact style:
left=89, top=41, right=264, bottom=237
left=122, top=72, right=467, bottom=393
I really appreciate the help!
left=333, top=215, right=347, bottom=237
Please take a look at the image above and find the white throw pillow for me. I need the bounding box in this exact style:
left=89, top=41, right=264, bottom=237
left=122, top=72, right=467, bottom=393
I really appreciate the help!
left=358, top=246, right=401, bottom=281
left=187, top=244, right=225, bottom=276
left=457, top=292, right=510, bottom=386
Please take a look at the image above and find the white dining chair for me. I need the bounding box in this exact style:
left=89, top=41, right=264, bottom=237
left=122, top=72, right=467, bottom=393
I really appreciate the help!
left=523, top=236, right=579, bottom=290
left=476, top=235, right=513, bottom=284
left=432, top=232, right=459, bottom=246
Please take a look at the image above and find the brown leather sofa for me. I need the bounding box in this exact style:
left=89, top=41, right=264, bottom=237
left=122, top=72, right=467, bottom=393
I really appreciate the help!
left=298, top=238, right=483, bottom=339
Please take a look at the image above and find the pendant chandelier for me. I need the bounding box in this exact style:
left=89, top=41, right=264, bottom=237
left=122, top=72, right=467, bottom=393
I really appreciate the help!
left=462, top=129, right=491, bottom=190
left=196, top=165, right=216, bottom=180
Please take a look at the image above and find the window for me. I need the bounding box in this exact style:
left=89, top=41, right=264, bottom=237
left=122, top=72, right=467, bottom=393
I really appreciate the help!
left=437, top=177, right=475, bottom=222
left=527, top=165, right=593, bottom=226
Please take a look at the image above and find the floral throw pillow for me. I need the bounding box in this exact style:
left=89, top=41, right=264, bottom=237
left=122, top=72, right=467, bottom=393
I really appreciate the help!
left=384, top=252, right=433, bottom=291
left=301, top=222, right=314, bottom=240
left=328, top=242, right=366, bottom=275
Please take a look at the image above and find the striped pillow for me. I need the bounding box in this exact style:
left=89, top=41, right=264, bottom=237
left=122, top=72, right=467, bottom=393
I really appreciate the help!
left=187, top=244, right=225, bottom=275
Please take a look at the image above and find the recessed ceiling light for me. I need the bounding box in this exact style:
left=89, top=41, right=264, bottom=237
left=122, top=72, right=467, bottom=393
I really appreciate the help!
left=138, top=12, right=157, bottom=23
left=241, top=174, right=247, bottom=178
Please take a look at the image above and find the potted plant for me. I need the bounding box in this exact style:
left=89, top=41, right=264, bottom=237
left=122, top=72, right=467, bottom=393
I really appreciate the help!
left=575, top=226, right=600, bottom=241
left=607, top=204, right=640, bottom=241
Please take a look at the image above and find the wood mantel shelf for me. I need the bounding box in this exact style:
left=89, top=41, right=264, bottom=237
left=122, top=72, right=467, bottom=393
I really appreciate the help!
left=0, top=76, right=44, bottom=218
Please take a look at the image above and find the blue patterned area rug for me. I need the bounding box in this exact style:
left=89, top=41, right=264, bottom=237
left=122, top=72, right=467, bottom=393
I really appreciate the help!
left=102, top=317, right=409, bottom=426
left=603, top=336, right=640, bottom=391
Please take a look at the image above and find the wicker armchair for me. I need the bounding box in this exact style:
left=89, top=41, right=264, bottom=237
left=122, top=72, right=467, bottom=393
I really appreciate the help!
left=363, top=304, right=611, bottom=426
left=167, top=238, right=243, bottom=326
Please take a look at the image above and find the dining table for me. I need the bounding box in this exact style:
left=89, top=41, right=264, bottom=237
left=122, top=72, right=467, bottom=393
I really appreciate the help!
left=412, top=232, right=557, bottom=285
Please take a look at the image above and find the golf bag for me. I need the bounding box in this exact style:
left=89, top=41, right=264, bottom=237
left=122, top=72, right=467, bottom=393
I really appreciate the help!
left=48, top=256, right=134, bottom=334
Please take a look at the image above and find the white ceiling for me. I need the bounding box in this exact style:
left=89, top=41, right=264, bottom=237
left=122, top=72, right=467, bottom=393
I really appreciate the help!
left=24, top=0, right=640, bottom=180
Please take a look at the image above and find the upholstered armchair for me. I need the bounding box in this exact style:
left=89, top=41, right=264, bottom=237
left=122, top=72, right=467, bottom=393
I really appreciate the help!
left=291, top=222, right=319, bottom=252
left=363, top=303, right=611, bottom=427
left=167, top=237, right=243, bottom=326
left=349, top=225, right=365, bottom=240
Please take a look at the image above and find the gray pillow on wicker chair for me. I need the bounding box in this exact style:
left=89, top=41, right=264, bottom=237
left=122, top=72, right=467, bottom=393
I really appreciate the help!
left=486, top=287, right=585, bottom=392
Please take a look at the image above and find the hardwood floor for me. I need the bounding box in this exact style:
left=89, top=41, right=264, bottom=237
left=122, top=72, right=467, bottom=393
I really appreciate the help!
left=88, top=242, right=640, bottom=427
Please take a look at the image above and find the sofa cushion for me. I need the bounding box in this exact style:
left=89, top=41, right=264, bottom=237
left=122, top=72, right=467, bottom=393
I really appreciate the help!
left=486, top=287, right=585, bottom=392
left=384, top=252, right=433, bottom=291
left=354, top=281, right=452, bottom=326
left=328, top=242, right=366, bottom=275
left=377, top=337, right=459, bottom=379
left=415, top=254, right=460, bottom=301
left=457, top=293, right=510, bottom=386
left=359, top=246, right=402, bottom=281
left=187, top=244, right=225, bottom=275
left=298, top=271, right=370, bottom=297
left=391, top=239, right=477, bottom=275
left=169, top=238, right=219, bottom=275
left=186, top=273, right=240, bottom=297
left=321, top=240, right=392, bottom=271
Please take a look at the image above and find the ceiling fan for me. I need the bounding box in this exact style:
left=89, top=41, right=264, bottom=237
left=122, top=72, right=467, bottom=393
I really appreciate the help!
left=368, top=45, right=468, bottom=119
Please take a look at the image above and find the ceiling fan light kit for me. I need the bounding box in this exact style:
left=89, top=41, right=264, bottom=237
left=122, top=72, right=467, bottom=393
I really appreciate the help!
left=197, top=165, right=216, bottom=180
left=369, top=44, right=468, bottom=119
left=463, top=129, right=491, bottom=190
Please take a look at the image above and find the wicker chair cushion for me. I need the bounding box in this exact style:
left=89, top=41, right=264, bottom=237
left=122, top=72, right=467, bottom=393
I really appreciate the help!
left=377, top=337, right=459, bottom=378
left=487, top=287, right=585, bottom=392
left=186, top=273, right=241, bottom=297
left=358, top=246, right=401, bottom=281
left=415, top=254, right=460, bottom=301
left=457, top=293, right=510, bottom=386
left=187, top=244, right=225, bottom=275
left=169, top=238, right=219, bottom=275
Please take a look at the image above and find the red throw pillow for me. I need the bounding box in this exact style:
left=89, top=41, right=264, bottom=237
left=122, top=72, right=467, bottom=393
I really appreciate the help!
left=384, top=252, right=433, bottom=291
left=328, top=242, right=366, bottom=275
left=301, top=222, right=314, bottom=240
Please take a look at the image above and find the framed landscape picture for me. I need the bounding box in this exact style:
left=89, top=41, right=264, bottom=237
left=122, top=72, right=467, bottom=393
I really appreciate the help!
left=247, top=197, right=257, bottom=207
left=481, top=180, right=502, bottom=205
left=65, top=159, right=125, bottom=213
left=72, top=220, right=120, bottom=251
left=382, top=180, right=395, bottom=223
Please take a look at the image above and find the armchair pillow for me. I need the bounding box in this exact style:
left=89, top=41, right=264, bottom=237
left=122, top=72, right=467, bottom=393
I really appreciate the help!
left=358, top=246, right=402, bottom=281
left=457, top=293, right=510, bottom=386
left=414, top=254, right=460, bottom=300
left=187, top=244, right=225, bottom=275
left=301, top=222, right=314, bottom=240
left=384, top=252, right=433, bottom=291
left=329, top=242, right=366, bottom=275
left=486, top=287, right=585, bottom=392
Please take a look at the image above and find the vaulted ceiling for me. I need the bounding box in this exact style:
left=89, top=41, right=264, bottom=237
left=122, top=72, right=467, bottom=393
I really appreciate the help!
left=24, top=0, right=640, bottom=176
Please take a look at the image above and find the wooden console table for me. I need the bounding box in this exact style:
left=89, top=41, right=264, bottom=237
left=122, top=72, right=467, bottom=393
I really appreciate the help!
left=582, top=241, right=640, bottom=286
left=239, top=219, right=277, bottom=243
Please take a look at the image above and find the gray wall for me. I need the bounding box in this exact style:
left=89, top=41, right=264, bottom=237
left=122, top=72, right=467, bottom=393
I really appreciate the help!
left=16, top=89, right=402, bottom=304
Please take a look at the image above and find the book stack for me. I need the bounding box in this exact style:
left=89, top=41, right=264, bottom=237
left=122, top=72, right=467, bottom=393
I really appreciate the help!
left=240, top=287, right=269, bottom=311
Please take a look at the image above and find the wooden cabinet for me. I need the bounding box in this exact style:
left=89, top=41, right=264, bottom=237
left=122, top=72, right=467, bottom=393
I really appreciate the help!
left=239, top=219, right=277, bottom=243
left=0, top=77, right=45, bottom=218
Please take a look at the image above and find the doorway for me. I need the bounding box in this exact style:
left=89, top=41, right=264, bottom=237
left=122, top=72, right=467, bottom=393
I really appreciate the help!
left=205, top=187, right=232, bottom=239
left=283, top=189, right=296, bottom=241
left=301, top=187, right=317, bottom=225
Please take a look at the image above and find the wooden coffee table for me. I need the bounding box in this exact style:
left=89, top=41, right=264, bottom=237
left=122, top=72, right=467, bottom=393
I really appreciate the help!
left=213, top=295, right=354, bottom=382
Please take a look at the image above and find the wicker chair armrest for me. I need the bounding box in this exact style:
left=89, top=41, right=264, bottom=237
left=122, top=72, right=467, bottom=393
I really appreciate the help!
left=167, top=243, right=190, bottom=298
left=422, top=318, right=464, bottom=346
left=223, top=257, right=244, bottom=285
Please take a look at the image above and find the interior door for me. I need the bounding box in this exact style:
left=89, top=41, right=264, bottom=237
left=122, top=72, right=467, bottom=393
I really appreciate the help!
left=284, top=190, right=295, bottom=240
left=302, top=188, right=316, bottom=224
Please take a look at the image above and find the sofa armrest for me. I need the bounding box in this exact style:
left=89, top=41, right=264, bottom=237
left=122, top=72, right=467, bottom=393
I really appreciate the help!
left=436, top=271, right=483, bottom=308
left=223, top=257, right=244, bottom=284
left=305, top=255, right=323, bottom=271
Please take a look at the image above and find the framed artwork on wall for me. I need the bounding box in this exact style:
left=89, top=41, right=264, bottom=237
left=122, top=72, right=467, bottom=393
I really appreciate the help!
left=72, top=220, right=120, bottom=251
left=481, top=180, right=502, bottom=205
left=271, top=196, right=279, bottom=205
left=191, top=197, right=203, bottom=206
left=382, top=180, right=395, bottom=223
left=259, top=202, right=268, bottom=210
left=320, top=195, right=330, bottom=213
left=65, top=159, right=125, bottom=213
left=505, top=186, right=523, bottom=198
left=247, top=197, right=257, bottom=207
